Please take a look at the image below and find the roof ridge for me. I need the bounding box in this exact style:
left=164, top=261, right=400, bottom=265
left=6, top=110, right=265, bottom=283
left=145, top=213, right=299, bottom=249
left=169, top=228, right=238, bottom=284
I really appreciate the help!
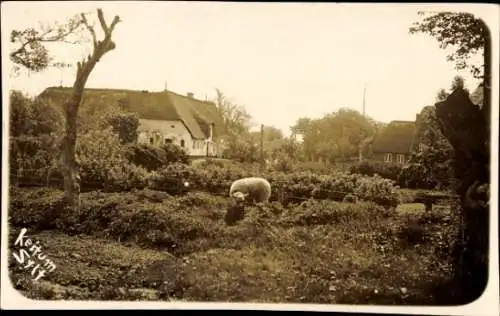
left=45, top=86, right=142, bottom=94
left=46, top=86, right=216, bottom=106
left=166, top=90, right=216, bottom=106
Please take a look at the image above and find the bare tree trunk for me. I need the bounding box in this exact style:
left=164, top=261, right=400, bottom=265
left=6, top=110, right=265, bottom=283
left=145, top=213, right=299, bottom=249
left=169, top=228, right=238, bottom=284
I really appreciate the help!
left=62, top=84, right=84, bottom=208
left=62, top=9, right=121, bottom=210
left=483, top=25, right=491, bottom=152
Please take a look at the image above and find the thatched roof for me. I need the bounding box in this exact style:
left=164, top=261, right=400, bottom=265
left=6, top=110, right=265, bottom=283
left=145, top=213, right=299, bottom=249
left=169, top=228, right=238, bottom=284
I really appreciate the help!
left=372, top=120, right=416, bottom=154
left=39, top=87, right=224, bottom=140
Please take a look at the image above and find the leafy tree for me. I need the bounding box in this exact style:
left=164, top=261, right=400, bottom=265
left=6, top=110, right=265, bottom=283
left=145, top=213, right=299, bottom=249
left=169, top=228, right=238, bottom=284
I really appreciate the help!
left=409, top=12, right=488, bottom=79
left=10, top=8, right=122, bottom=209
left=450, top=75, right=466, bottom=92
left=410, top=11, right=491, bottom=304
left=412, top=105, right=455, bottom=189
left=469, top=83, right=484, bottom=106
left=249, top=125, right=287, bottom=161
left=106, top=113, right=140, bottom=144
left=435, top=88, right=450, bottom=102
left=409, top=11, right=491, bottom=126
left=9, top=90, right=64, bottom=137
left=221, top=134, right=260, bottom=163
left=290, top=109, right=376, bottom=163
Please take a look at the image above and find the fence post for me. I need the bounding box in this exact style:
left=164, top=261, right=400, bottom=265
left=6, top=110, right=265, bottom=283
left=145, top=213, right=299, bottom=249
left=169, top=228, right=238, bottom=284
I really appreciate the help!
left=260, top=124, right=264, bottom=172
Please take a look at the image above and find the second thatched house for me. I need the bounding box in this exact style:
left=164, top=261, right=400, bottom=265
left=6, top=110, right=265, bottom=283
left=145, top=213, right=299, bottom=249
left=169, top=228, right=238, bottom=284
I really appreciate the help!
left=371, top=120, right=417, bottom=164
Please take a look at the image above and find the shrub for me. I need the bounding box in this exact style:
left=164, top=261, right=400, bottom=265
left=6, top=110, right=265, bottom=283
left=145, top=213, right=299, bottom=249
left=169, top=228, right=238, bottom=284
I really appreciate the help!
left=224, top=205, right=246, bottom=226
left=269, top=153, right=295, bottom=173
left=293, top=161, right=334, bottom=174
left=77, top=128, right=150, bottom=191
left=350, top=160, right=403, bottom=181
left=8, top=187, right=65, bottom=230
left=160, top=143, right=190, bottom=165
left=353, top=175, right=399, bottom=209
left=343, top=193, right=358, bottom=203
left=125, top=144, right=168, bottom=172
left=280, top=199, right=391, bottom=227
left=176, top=191, right=228, bottom=208
left=106, top=113, right=140, bottom=144
left=9, top=134, right=59, bottom=183
left=9, top=188, right=214, bottom=254
left=397, top=163, right=436, bottom=190
left=125, top=143, right=190, bottom=172
left=265, top=171, right=399, bottom=208
left=149, top=163, right=199, bottom=195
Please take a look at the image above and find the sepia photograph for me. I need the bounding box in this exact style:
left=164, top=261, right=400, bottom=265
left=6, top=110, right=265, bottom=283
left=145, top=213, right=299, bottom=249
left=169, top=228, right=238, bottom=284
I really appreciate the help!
left=1, top=1, right=498, bottom=313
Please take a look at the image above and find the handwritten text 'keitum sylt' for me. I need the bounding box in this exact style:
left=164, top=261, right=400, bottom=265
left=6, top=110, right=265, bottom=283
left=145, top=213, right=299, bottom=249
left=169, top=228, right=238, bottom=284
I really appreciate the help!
left=12, top=228, right=56, bottom=281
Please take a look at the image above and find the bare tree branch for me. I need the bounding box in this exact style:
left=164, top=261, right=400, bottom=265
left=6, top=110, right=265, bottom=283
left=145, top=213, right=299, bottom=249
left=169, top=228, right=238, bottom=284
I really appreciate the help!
left=81, top=13, right=97, bottom=48
left=10, top=14, right=85, bottom=72
left=108, top=16, right=121, bottom=35
left=97, top=8, right=108, bottom=34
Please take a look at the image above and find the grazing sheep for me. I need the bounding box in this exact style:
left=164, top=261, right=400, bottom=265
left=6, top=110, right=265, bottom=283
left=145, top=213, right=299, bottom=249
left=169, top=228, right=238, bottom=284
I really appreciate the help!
left=229, top=177, right=272, bottom=205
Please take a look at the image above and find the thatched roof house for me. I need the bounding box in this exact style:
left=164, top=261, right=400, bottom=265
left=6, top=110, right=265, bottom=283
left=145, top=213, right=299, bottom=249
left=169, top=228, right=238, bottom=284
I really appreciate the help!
left=371, top=120, right=417, bottom=163
left=39, top=87, right=224, bottom=141
left=38, top=87, right=226, bottom=157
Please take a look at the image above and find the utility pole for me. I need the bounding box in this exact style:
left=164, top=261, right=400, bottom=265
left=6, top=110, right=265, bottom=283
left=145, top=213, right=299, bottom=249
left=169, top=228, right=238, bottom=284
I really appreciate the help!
left=360, top=84, right=367, bottom=162
left=260, top=124, right=264, bottom=172
left=362, top=84, right=366, bottom=117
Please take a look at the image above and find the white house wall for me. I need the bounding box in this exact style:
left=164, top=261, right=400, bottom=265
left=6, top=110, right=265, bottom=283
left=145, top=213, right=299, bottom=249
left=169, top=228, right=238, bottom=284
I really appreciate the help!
left=137, top=118, right=218, bottom=157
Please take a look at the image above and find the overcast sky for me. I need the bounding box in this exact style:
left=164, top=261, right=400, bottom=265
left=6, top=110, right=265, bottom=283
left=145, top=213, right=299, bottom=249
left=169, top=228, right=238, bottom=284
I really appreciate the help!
left=2, top=2, right=493, bottom=135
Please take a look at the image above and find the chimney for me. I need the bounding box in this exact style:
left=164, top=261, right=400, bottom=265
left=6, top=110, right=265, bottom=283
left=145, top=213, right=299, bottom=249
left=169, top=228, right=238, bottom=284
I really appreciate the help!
left=187, top=92, right=194, bottom=98
left=209, top=122, right=215, bottom=140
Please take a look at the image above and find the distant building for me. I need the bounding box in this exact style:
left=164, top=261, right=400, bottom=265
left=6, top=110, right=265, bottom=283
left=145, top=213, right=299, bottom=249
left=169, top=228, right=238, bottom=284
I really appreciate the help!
left=371, top=120, right=417, bottom=164
left=39, top=87, right=225, bottom=157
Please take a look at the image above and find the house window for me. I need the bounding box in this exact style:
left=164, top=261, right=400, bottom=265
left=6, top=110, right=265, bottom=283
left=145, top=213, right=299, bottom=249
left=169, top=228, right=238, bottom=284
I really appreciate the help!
left=165, top=138, right=173, bottom=145
left=397, top=154, right=405, bottom=164
left=180, top=139, right=185, bottom=148
left=170, top=125, right=175, bottom=128
left=149, top=137, right=154, bottom=145
left=384, top=153, right=393, bottom=162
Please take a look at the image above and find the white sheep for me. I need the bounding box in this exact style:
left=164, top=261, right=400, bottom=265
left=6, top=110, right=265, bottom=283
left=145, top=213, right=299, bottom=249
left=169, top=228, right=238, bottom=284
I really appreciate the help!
left=229, top=177, right=272, bottom=205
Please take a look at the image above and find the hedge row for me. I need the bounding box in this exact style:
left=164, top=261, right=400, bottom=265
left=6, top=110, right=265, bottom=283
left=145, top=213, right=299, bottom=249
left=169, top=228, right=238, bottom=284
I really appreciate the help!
left=349, top=160, right=456, bottom=190
left=148, top=162, right=400, bottom=208
left=8, top=187, right=404, bottom=255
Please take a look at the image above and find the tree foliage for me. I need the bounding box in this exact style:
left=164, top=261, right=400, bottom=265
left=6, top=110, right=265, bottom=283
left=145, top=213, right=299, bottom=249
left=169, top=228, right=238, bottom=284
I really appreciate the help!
left=10, top=14, right=85, bottom=73
left=409, top=12, right=487, bottom=79
left=412, top=105, right=455, bottom=189
left=9, top=90, right=64, bottom=137
left=435, top=88, right=450, bottom=102
left=411, top=11, right=491, bottom=304
left=290, top=108, right=376, bottom=163
left=106, top=113, right=140, bottom=144
left=249, top=125, right=287, bottom=161
left=450, top=75, right=466, bottom=91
